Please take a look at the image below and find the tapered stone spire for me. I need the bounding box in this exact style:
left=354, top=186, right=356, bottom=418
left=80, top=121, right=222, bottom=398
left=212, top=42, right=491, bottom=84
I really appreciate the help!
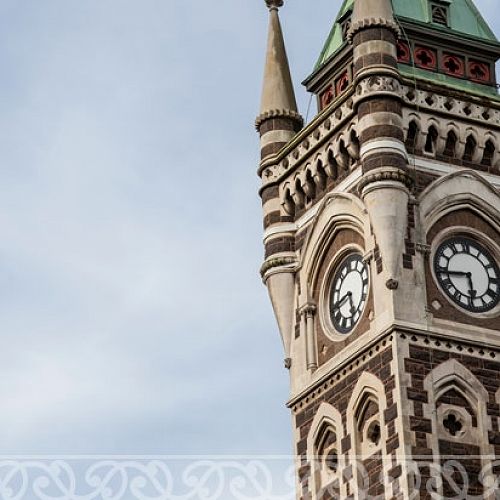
left=256, top=0, right=303, bottom=160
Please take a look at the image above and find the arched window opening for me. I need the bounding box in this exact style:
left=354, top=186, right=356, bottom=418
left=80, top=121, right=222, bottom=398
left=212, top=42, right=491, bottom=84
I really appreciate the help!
left=338, top=140, right=351, bottom=171
left=326, top=150, right=339, bottom=180
left=354, top=394, right=382, bottom=457
left=349, top=129, right=360, bottom=161
left=282, top=189, right=295, bottom=216
left=481, top=140, right=495, bottom=167
left=312, top=422, right=340, bottom=497
left=405, top=121, right=419, bottom=153
left=424, top=126, right=438, bottom=154
left=293, top=179, right=306, bottom=208
left=463, top=135, right=477, bottom=162
left=304, top=170, right=316, bottom=201
left=443, top=130, right=458, bottom=158
left=314, top=159, right=327, bottom=190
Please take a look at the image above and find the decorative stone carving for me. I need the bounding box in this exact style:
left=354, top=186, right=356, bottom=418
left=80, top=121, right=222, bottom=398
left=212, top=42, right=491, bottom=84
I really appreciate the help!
left=255, top=108, right=304, bottom=130
left=356, top=76, right=401, bottom=99
left=348, top=19, right=401, bottom=43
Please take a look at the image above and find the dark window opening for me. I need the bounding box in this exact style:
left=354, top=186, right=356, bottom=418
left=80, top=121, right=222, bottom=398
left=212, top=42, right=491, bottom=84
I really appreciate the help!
left=431, top=3, right=449, bottom=26
left=341, top=17, right=351, bottom=41
left=463, top=135, right=477, bottom=162
left=325, top=451, right=338, bottom=472
left=405, top=121, right=419, bottom=153
left=424, top=126, right=438, bottom=154
left=443, top=413, right=463, bottom=437
left=481, top=140, right=496, bottom=167
left=367, top=422, right=381, bottom=446
left=443, top=131, right=457, bottom=158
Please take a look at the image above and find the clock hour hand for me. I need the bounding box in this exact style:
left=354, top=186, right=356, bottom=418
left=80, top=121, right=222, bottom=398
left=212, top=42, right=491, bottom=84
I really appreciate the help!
left=333, top=292, right=352, bottom=310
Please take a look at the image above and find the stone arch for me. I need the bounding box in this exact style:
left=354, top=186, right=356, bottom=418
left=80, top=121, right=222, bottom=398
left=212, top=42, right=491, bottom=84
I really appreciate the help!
left=405, top=119, right=421, bottom=153
left=281, top=182, right=295, bottom=216
left=424, top=123, right=439, bottom=155
left=419, top=170, right=500, bottom=238
left=442, top=122, right=461, bottom=158
left=423, top=359, right=492, bottom=497
left=301, top=167, right=316, bottom=200
left=463, top=132, right=480, bottom=163
left=333, top=135, right=350, bottom=171
left=481, top=133, right=498, bottom=168
left=307, top=403, right=345, bottom=498
left=325, top=143, right=339, bottom=179
left=346, top=372, right=389, bottom=497
left=311, top=155, right=327, bottom=191
left=299, top=193, right=369, bottom=293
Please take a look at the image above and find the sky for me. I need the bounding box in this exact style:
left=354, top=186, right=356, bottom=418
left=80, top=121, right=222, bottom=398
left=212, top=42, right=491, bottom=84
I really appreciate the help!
left=0, top=0, right=497, bottom=458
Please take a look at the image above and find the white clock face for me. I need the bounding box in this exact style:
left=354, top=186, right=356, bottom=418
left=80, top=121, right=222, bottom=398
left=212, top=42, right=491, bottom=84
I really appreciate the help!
left=434, top=237, right=500, bottom=313
left=330, top=254, right=369, bottom=333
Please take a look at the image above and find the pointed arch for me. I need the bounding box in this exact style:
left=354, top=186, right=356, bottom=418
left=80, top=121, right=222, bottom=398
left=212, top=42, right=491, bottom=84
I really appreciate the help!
left=423, top=359, right=493, bottom=497
left=419, top=170, right=500, bottom=236
left=299, top=192, right=369, bottom=291
left=307, top=403, right=345, bottom=499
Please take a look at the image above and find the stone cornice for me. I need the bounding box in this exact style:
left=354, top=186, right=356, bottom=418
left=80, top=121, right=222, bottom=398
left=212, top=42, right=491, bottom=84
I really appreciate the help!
left=358, top=168, right=414, bottom=193
left=255, top=109, right=304, bottom=131
left=260, top=256, right=297, bottom=279
left=348, top=18, right=401, bottom=43
left=287, top=323, right=500, bottom=411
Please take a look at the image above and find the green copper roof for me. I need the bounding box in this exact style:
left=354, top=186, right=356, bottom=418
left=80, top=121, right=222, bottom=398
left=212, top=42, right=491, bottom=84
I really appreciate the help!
left=316, top=0, right=498, bottom=69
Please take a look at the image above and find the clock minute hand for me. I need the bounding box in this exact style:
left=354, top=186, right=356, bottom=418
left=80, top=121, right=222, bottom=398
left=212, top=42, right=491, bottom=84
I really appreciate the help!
left=445, top=269, right=477, bottom=297
left=444, top=270, right=468, bottom=277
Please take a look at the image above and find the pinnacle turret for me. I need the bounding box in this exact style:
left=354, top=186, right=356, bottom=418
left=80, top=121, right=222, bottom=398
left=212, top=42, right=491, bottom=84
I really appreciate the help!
left=256, top=0, right=303, bottom=160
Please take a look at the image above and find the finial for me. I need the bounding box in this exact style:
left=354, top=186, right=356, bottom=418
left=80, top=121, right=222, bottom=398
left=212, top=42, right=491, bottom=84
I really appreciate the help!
left=265, top=0, right=284, bottom=11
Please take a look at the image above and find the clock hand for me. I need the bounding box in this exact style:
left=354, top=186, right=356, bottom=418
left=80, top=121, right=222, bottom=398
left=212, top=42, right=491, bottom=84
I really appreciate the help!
left=348, top=292, right=356, bottom=315
left=444, top=270, right=469, bottom=277
left=466, top=272, right=477, bottom=298
left=333, top=293, right=350, bottom=310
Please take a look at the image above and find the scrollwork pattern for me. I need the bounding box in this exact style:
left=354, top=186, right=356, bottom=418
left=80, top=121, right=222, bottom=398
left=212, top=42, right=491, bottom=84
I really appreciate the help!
left=0, top=457, right=498, bottom=499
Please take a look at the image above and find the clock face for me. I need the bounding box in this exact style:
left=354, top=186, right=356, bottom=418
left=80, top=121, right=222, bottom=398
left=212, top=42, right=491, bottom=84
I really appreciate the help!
left=434, top=237, right=500, bottom=313
left=330, top=254, right=369, bottom=334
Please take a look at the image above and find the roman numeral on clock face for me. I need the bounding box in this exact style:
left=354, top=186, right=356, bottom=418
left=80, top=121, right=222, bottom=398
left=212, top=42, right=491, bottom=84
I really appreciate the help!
left=434, top=236, right=500, bottom=313
left=330, top=254, right=370, bottom=334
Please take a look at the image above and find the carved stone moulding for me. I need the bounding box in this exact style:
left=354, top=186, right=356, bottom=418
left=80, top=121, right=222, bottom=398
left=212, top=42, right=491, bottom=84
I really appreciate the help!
left=255, top=108, right=304, bottom=131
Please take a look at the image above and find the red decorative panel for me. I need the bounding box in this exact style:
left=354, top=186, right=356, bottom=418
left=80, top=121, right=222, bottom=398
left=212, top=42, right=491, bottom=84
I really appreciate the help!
left=468, top=60, right=491, bottom=83
left=397, top=42, right=411, bottom=64
left=335, top=71, right=349, bottom=95
left=320, top=85, right=334, bottom=110
left=442, top=54, right=465, bottom=77
left=414, top=46, right=437, bottom=70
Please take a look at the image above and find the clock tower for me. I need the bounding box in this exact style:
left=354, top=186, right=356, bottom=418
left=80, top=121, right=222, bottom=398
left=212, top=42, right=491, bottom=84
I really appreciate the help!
left=256, top=0, right=500, bottom=498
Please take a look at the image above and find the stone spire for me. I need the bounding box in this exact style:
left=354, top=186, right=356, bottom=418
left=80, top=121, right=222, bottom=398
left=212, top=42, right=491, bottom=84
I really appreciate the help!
left=350, top=0, right=400, bottom=41
left=256, top=0, right=303, bottom=160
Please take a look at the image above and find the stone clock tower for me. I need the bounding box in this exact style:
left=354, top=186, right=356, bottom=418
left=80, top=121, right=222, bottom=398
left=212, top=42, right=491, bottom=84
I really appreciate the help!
left=256, top=0, right=500, bottom=497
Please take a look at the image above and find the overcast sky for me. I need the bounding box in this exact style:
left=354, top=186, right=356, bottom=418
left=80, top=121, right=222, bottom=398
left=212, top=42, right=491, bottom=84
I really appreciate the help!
left=0, top=0, right=497, bottom=456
